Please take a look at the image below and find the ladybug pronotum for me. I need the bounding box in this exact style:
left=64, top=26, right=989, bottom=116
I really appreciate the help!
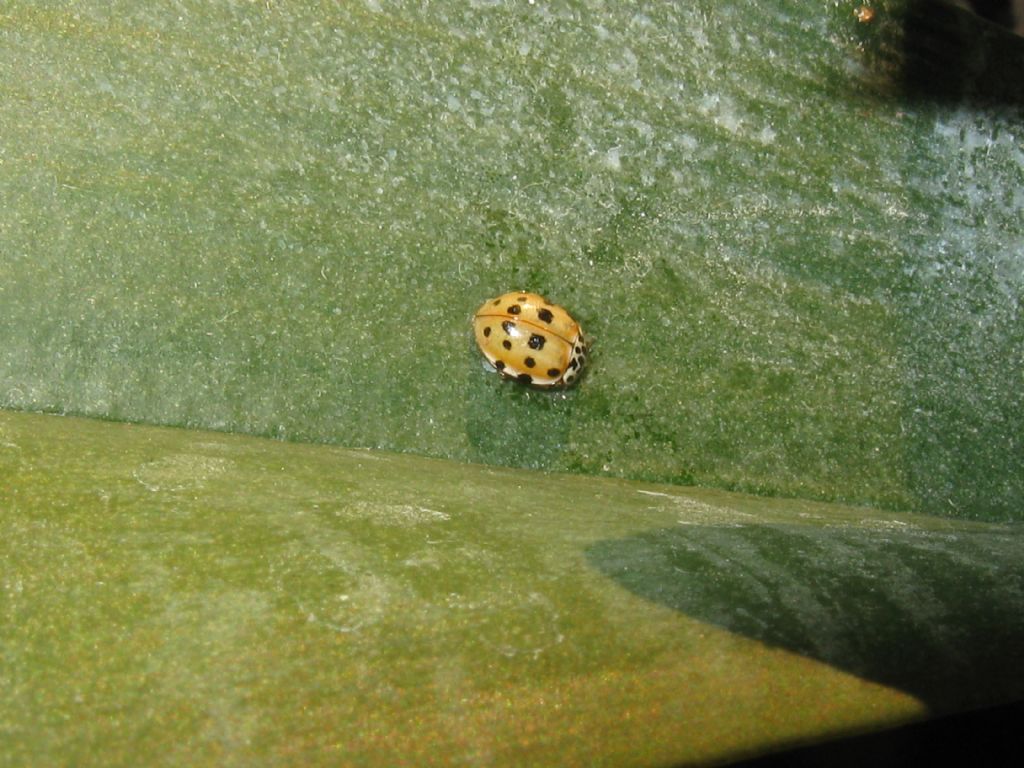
left=473, top=291, right=588, bottom=388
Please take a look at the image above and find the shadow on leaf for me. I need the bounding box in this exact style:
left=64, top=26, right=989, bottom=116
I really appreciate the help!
left=586, top=522, right=1024, bottom=711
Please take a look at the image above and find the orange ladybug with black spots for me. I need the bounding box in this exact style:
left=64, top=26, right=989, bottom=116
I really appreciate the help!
left=473, top=291, right=588, bottom=388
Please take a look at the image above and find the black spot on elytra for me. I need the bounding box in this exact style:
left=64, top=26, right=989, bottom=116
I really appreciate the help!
left=528, top=334, right=545, bottom=350
left=547, top=368, right=561, bottom=378
left=502, top=340, right=512, bottom=350
left=507, top=304, right=521, bottom=315
left=502, top=320, right=515, bottom=334
left=537, top=308, right=554, bottom=324
left=517, top=373, right=533, bottom=384
left=495, top=360, right=506, bottom=371
left=525, top=357, right=536, bottom=368
left=483, top=326, right=492, bottom=337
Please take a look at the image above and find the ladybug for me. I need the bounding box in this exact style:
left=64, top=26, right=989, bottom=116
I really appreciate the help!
left=473, top=291, right=588, bottom=388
